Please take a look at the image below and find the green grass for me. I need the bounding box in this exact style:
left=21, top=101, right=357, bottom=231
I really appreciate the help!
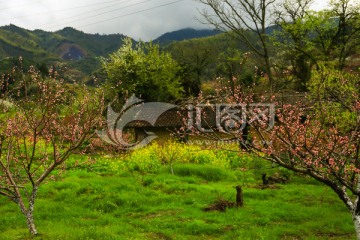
left=0, top=162, right=355, bottom=240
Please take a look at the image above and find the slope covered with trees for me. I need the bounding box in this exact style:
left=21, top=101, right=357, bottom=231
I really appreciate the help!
left=154, top=28, right=222, bottom=45
left=0, top=25, right=127, bottom=81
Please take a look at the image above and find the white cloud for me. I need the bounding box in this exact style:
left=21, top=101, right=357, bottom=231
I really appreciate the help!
left=0, top=0, right=333, bottom=41
left=0, top=0, right=207, bottom=41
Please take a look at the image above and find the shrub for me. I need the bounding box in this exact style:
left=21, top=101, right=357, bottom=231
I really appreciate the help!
left=95, top=141, right=261, bottom=175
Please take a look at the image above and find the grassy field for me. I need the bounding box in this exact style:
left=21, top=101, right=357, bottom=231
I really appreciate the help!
left=0, top=144, right=356, bottom=239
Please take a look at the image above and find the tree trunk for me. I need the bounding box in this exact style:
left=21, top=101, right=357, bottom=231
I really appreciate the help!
left=26, top=210, right=38, bottom=235
left=264, top=55, right=273, bottom=94
left=350, top=178, right=360, bottom=239
left=18, top=187, right=38, bottom=235
left=170, top=161, right=174, bottom=176
left=262, top=173, right=269, bottom=185
left=353, top=213, right=360, bottom=240
left=353, top=179, right=360, bottom=239
left=235, top=186, right=243, bottom=207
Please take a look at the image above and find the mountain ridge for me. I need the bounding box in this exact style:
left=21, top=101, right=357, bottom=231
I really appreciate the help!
left=154, top=28, right=222, bottom=45
left=0, top=25, right=222, bottom=60
left=0, top=25, right=224, bottom=81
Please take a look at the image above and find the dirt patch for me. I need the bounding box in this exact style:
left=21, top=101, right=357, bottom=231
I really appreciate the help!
left=254, top=184, right=281, bottom=190
left=58, top=43, right=86, bottom=60
left=146, top=232, right=172, bottom=240
left=202, top=198, right=237, bottom=212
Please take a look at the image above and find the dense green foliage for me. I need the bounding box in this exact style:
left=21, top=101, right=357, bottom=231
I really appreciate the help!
left=101, top=38, right=183, bottom=103
left=273, top=0, right=360, bottom=90
left=166, top=33, right=260, bottom=95
left=307, top=65, right=360, bottom=132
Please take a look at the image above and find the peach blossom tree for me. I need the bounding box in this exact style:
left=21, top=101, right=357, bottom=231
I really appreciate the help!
left=0, top=65, right=104, bottom=235
left=185, top=65, right=360, bottom=237
left=251, top=66, right=360, bottom=237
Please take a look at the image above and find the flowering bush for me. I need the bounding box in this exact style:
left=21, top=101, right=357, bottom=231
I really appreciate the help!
left=96, top=141, right=260, bottom=174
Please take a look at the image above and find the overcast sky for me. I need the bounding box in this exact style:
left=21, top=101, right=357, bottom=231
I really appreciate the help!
left=0, top=0, right=329, bottom=41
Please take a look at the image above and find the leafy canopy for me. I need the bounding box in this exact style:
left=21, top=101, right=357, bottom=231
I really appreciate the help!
left=102, top=38, right=183, bottom=103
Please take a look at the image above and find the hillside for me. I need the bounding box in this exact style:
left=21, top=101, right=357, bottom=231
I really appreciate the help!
left=0, top=25, right=127, bottom=79
left=154, top=28, right=222, bottom=45
left=0, top=25, right=225, bottom=81
left=0, top=25, right=127, bottom=59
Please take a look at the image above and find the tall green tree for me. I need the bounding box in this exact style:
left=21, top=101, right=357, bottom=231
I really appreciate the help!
left=198, top=0, right=277, bottom=93
left=101, top=38, right=183, bottom=103
left=273, top=0, right=315, bottom=90
left=326, top=0, right=360, bottom=69
left=167, top=38, right=223, bottom=96
left=274, top=0, right=360, bottom=89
